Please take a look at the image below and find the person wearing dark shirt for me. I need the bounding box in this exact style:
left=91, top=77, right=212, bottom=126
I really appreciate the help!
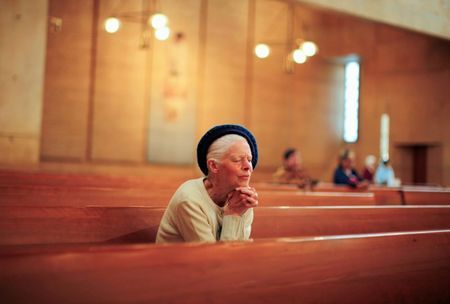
left=333, top=149, right=368, bottom=189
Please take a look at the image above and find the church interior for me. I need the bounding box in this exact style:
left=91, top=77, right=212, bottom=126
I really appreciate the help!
left=1, top=0, right=449, bottom=302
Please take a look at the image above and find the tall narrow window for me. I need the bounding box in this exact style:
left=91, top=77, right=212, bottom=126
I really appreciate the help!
left=343, top=61, right=360, bottom=143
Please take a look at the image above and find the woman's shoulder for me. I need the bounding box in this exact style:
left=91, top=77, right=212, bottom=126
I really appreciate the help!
left=170, top=178, right=207, bottom=206
left=175, top=177, right=204, bottom=194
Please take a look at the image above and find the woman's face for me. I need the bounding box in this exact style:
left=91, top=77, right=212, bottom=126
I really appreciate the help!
left=216, top=140, right=253, bottom=188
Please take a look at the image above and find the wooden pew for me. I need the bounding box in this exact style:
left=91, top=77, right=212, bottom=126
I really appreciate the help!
left=0, top=185, right=175, bottom=206
left=1, top=231, right=449, bottom=303
left=1, top=171, right=446, bottom=207
left=252, top=205, right=450, bottom=238
left=314, top=182, right=404, bottom=204
left=1, top=205, right=449, bottom=246
left=252, top=182, right=299, bottom=191
left=403, top=187, right=450, bottom=205
left=259, top=190, right=376, bottom=206
left=0, top=186, right=376, bottom=207
left=0, top=170, right=194, bottom=189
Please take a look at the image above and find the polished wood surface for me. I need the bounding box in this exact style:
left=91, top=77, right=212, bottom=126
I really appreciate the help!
left=0, top=185, right=376, bottom=207
left=2, top=171, right=447, bottom=207
left=1, top=205, right=449, bottom=246
left=259, top=190, right=375, bottom=206
left=0, top=170, right=190, bottom=189
left=253, top=205, right=450, bottom=238
left=0, top=185, right=175, bottom=206
left=1, top=231, right=449, bottom=303
left=314, top=182, right=404, bottom=204
left=403, top=188, right=450, bottom=205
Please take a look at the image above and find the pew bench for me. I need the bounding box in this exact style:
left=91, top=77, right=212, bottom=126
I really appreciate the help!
left=0, top=185, right=175, bottom=206
left=314, top=182, right=403, bottom=204
left=1, top=230, right=449, bottom=303
left=1, top=205, right=449, bottom=246
left=0, top=186, right=377, bottom=207
left=403, top=187, right=450, bottom=205
left=0, top=170, right=193, bottom=189
left=259, top=190, right=376, bottom=206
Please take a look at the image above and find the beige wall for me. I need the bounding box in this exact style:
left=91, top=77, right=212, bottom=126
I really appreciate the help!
left=297, top=0, right=450, bottom=40
left=199, top=0, right=250, bottom=130
left=91, top=0, right=149, bottom=163
left=0, top=0, right=48, bottom=164
left=1, top=0, right=449, bottom=185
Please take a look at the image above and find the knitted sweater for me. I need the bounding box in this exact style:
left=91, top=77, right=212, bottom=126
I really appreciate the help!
left=156, top=177, right=253, bottom=243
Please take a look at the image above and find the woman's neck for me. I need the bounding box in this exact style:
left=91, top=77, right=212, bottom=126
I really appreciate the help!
left=203, top=177, right=229, bottom=207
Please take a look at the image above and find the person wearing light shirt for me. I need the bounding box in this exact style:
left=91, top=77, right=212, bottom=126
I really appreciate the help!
left=374, top=159, right=397, bottom=186
left=156, top=124, right=259, bottom=243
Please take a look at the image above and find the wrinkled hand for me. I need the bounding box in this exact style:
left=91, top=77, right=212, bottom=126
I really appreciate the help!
left=223, top=186, right=259, bottom=216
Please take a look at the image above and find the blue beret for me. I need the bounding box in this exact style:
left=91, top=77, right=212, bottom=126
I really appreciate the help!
left=197, top=124, right=258, bottom=175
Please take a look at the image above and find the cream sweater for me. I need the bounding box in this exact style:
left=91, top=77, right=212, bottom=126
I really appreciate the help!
left=156, top=177, right=253, bottom=243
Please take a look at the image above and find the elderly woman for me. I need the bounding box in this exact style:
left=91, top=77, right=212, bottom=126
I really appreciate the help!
left=156, top=124, right=259, bottom=243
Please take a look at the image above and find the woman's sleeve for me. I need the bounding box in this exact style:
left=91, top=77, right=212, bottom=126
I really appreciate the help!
left=174, top=202, right=217, bottom=242
left=220, top=208, right=254, bottom=241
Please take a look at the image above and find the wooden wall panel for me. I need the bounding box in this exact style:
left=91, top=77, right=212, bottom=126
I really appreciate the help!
left=251, top=1, right=345, bottom=182
left=0, top=0, right=48, bottom=164
left=296, top=7, right=450, bottom=185
left=356, top=28, right=449, bottom=185
left=41, top=0, right=92, bottom=160
left=251, top=0, right=292, bottom=169
left=147, top=0, right=201, bottom=165
left=291, top=61, right=345, bottom=181
left=199, top=0, right=249, bottom=132
left=91, top=0, right=148, bottom=162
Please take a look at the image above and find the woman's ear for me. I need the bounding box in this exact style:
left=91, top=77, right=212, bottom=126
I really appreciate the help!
left=207, top=159, right=219, bottom=174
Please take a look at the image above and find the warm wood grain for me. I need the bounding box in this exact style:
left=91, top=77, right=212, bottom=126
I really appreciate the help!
left=1, top=231, right=449, bottom=303
left=1, top=205, right=449, bottom=246
left=403, top=187, right=450, bottom=205
left=259, top=190, right=375, bottom=206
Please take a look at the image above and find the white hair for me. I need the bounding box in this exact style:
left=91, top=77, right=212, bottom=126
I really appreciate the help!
left=206, top=134, right=248, bottom=164
left=365, top=155, right=376, bottom=167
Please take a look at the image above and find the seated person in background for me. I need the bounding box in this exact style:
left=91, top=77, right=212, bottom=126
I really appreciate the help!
left=333, top=149, right=369, bottom=189
left=156, top=124, right=259, bottom=243
left=362, top=154, right=376, bottom=182
left=273, top=148, right=316, bottom=188
left=374, top=159, right=399, bottom=186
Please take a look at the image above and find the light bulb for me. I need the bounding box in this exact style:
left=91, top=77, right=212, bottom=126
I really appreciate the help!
left=150, top=13, right=168, bottom=29
left=254, top=43, right=270, bottom=58
left=104, top=17, right=120, bottom=33
left=292, top=49, right=307, bottom=64
left=155, top=26, right=170, bottom=40
left=301, top=41, right=318, bottom=57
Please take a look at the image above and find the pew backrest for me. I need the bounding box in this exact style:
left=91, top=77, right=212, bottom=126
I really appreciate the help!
left=1, top=205, right=449, bottom=246
left=1, top=231, right=449, bottom=303
left=259, top=190, right=375, bottom=206
left=403, top=187, right=450, bottom=205
left=0, top=185, right=175, bottom=206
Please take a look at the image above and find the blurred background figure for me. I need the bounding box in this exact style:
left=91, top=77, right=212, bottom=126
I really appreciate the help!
left=362, top=155, right=377, bottom=183
left=273, top=148, right=316, bottom=188
left=374, top=159, right=401, bottom=187
left=333, top=149, right=368, bottom=189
